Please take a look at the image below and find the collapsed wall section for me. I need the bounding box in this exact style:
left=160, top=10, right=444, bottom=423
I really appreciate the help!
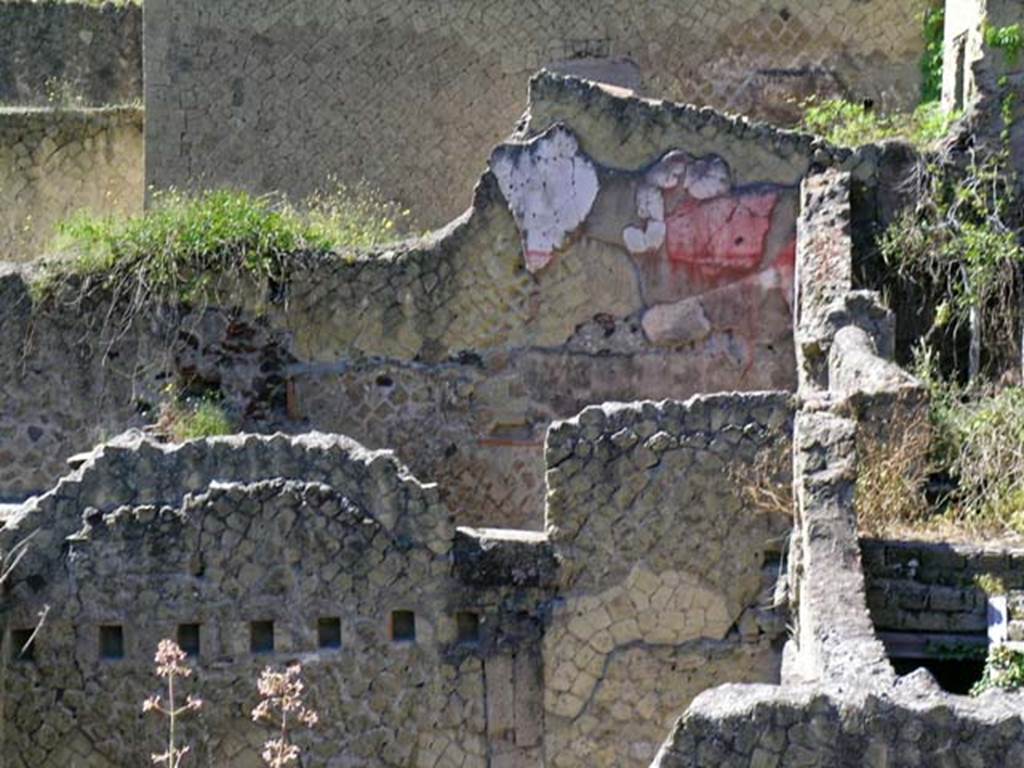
left=650, top=168, right=1024, bottom=767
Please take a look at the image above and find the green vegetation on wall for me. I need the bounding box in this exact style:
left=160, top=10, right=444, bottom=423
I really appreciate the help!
left=984, top=22, right=1024, bottom=68
left=799, top=99, right=959, bottom=149
left=921, top=2, right=945, bottom=103
left=34, top=185, right=407, bottom=303
left=972, top=645, right=1024, bottom=695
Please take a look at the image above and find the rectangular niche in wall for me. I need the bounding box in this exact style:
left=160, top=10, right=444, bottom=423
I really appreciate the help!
left=250, top=621, right=274, bottom=654
left=390, top=610, right=416, bottom=643
left=99, top=625, right=125, bottom=660
left=177, top=623, right=201, bottom=657
left=456, top=611, right=480, bottom=645
left=318, top=617, right=342, bottom=650
left=10, top=628, right=35, bottom=662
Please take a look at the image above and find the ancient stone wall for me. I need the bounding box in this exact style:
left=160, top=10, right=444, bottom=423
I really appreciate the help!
left=0, top=386, right=795, bottom=767
left=650, top=168, right=1024, bottom=768
left=144, top=0, right=928, bottom=226
left=541, top=393, right=793, bottom=766
left=0, top=2, right=142, bottom=108
left=862, top=538, right=1024, bottom=637
left=0, top=432, right=540, bottom=766
left=0, top=107, right=143, bottom=261
left=1, top=76, right=814, bottom=530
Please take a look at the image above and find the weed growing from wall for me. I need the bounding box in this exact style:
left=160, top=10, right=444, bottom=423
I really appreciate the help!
left=799, top=98, right=959, bottom=149
left=36, top=184, right=407, bottom=305
left=854, top=412, right=932, bottom=537
left=971, top=644, right=1024, bottom=695
left=156, top=391, right=235, bottom=442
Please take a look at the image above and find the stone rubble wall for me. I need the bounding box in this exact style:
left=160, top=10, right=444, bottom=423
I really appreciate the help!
left=144, top=0, right=928, bottom=227
left=1, top=76, right=819, bottom=530
left=0, top=2, right=142, bottom=108
left=943, top=0, right=1024, bottom=180
left=0, top=387, right=797, bottom=767
left=648, top=168, right=1024, bottom=766
left=0, top=107, right=143, bottom=262
left=0, top=431, right=549, bottom=767
left=656, top=682, right=1024, bottom=767
left=541, top=393, right=793, bottom=766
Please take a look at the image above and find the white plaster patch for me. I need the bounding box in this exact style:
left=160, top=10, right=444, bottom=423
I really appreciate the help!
left=491, top=126, right=599, bottom=273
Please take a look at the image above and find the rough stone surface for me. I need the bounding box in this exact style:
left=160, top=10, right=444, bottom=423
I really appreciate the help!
left=862, top=538, right=1024, bottom=636
left=0, top=107, right=143, bottom=261
left=542, top=393, right=793, bottom=766
left=1, top=80, right=802, bottom=531
left=647, top=160, right=1024, bottom=768
left=144, top=0, right=928, bottom=226
left=0, top=394, right=793, bottom=766
left=0, top=2, right=142, bottom=107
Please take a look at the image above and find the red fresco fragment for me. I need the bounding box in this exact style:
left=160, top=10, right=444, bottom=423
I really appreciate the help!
left=663, top=189, right=782, bottom=282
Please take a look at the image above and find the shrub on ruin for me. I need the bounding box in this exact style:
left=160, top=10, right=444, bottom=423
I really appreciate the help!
left=971, top=644, right=1024, bottom=695
left=156, top=392, right=236, bottom=442
left=854, top=412, right=933, bottom=538
left=799, top=98, right=960, bottom=149
left=932, top=384, right=1024, bottom=534
left=880, top=157, right=1024, bottom=380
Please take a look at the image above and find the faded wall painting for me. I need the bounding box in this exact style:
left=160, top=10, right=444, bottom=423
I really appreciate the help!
left=491, top=125, right=797, bottom=350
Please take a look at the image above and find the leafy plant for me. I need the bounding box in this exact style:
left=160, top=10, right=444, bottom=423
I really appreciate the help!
left=984, top=22, right=1024, bottom=68
left=975, top=573, right=1008, bottom=597
left=800, top=98, right=960, bottom=149
left=881, top=157, right=1024, bottom=379
left=971, top=644, right=1024, bottom=695
left=921, top=3, right=945, bottom=103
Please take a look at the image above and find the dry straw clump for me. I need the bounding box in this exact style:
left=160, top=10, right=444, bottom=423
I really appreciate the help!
left=855, top=413, right=933, bottom=538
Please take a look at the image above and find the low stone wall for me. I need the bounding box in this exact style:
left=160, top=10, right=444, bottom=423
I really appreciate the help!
left=0, top=107, right=143, bottom=261
left=0, top=432, right=541, bottom=766
left=0, top=1, right=142, bottom=107
left=0, top=386, right=795, bottom=767
left=862, top=538, right=1024, bottom=636
left=656, top=682, right=1024, bottom=767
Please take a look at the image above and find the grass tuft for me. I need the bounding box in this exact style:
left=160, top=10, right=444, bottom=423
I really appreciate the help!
left=156, top=395, right=235, bottom=442
left=34, top=185, right=406, bottom=303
